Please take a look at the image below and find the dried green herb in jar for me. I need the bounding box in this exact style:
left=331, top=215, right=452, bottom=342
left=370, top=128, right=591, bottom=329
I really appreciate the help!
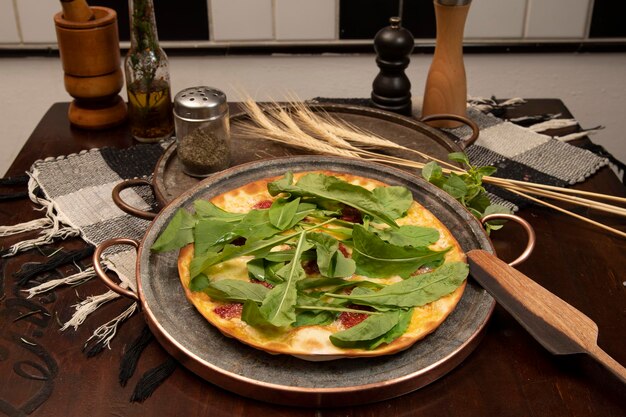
left=177, top=127, right=230, bottom=177
left=173, top=87, right=230, bottom=177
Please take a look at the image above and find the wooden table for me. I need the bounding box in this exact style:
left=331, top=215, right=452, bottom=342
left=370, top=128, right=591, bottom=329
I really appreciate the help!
left=1, top=100, right=625, bottom=416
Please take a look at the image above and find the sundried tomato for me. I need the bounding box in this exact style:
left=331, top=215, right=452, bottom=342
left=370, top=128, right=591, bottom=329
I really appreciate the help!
left=253, top=200, right=273, bottom=209
left=339, top=311, right=369, bottom=328
left=251, top=278, right=273, bottom=289
left=338, top=304, right=371, bottom=328
left=339, top=206, right=363, bottom=224
left=302, top=259, right=320, bottom=275
left=338, top=242, right=350, bottom=258
left=213, top=303, right=243, bottom=319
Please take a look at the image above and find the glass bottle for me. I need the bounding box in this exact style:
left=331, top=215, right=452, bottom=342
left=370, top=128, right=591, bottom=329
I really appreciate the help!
left=125, top=0, right=174, bottom=142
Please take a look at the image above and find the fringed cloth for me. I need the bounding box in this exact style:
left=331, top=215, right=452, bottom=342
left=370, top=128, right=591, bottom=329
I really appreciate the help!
left=0, top=99, right=612, bottom=401
left=0, top=143, right=167, bottom=399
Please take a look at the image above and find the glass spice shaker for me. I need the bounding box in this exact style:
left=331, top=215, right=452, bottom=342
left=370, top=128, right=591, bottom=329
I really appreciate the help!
left=174, top=87, right=231, bottom=177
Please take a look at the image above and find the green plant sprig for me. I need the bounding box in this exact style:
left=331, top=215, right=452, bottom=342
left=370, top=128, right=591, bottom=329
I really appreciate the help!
left=422, top=152, right=511, bottom=233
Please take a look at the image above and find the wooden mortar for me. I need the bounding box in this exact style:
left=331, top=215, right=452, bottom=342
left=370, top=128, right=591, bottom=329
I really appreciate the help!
left=54, top=6, right=126, bottom=129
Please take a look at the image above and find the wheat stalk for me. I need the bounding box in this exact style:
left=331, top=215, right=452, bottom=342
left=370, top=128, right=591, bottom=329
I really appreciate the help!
left=290, top=101, right=460, bottom=171
left=234, top=99, right=626, bottom=238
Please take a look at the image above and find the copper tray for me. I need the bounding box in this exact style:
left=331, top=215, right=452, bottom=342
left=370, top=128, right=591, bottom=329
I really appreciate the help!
left=113, top=104, right=478, bottom=218
left=98, top=156, right=497, bottom=407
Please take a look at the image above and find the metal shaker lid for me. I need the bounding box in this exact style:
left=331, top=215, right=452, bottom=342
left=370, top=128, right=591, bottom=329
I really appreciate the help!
left=173, top=86, right=228, bottom=121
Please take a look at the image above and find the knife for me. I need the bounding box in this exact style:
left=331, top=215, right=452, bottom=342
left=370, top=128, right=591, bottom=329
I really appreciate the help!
left=467, top=249, right=626, bottom=384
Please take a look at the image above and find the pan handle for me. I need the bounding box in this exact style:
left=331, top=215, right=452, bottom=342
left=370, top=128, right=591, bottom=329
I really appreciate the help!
left=93, top=238, right=140, bottom=302
left=420, top=113, right=479, bottom=150
left=481, top=213, right=536, bottom=267
left=112, top=179, right=158, bottom=220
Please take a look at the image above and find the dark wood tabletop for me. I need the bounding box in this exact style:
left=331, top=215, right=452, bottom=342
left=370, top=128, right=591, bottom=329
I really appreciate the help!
left=1, top=100, right=625, bottom=417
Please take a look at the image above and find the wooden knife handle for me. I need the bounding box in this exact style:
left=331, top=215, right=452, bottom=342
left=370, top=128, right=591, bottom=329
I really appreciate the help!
left=468, top=249, right=626, bottom=385
left=587, top=344, right=626, bottom=384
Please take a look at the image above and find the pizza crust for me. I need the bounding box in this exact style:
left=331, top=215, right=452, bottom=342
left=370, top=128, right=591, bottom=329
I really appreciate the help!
left=176, top=171, right=467, bottom=360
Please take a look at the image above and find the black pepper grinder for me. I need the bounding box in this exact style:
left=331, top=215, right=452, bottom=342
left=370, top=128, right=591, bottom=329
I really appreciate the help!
left=371, top=17, right=415, bottom=116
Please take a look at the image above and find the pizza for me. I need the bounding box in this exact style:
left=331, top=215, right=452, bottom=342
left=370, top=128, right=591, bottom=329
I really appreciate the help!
left=153, top=171, right=469, bottom=360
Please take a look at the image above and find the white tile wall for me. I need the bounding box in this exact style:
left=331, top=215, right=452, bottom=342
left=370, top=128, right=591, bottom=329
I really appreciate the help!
left=465, top=0, right=527, bottom=39
left=275, top=0, right=336, bottom=41
left=0, top=0, right=20, bottom=43
left=525, top=0, right=590, bottom=38
left=211, top=0, right=273, bottom=41
left=16, top=0, right=60, bottom=43
left=0, top=0, right=619, bottom=46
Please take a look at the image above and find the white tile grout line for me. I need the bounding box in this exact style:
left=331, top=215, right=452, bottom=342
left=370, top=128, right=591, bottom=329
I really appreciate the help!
left=12, top=0, right=23, bottom=44
left=522, top=0, right=530, bottom=39
left=271, top=0, right=277, bottom=40
left=207, top=0, right=214, bottom=41
left=334, top=0, right=340, bottom=40
left=584, top=0, right=595, bottom=39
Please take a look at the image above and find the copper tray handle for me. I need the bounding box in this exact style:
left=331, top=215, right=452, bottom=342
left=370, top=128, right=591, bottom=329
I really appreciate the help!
left=93, top=237, right=140, bottom=302
left=481, top=213, right=536, bottom=267
left=420, top=113, right=479, bottom=150
left=112, top=178, right=157, bottom=220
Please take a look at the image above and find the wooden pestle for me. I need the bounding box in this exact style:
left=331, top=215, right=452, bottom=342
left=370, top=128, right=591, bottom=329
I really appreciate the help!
left=422, top=1, right=471, bottom=128
left=60, top=0, right=94, bottom=22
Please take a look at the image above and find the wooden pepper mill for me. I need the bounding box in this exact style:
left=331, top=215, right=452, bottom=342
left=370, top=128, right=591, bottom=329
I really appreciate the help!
left=422, top=0, right=471, bottom=128
left=54, top=1, right=127, bottom=129
left=371, top=17, right=415, bottom=116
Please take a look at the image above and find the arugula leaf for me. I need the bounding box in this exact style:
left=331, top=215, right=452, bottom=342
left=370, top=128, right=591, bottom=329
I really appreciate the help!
left=194, top=200, right=245, bottom=222
left=203, top=279, right=270, bottom=303
left=194, top=219, right=236, bottom=255
left=257, top=232, right=309, bottom=327
left=190, top=232, right=295, bottom=278
left=151, top=209, right=196, bottom=252
left=329, top=310, right=402, bottom=349
left=189, top=274, right=210, bottom=292
left=294, top=309, right=335, bottom=327
left=268, top=173, right=400, bottom=228
left=327, top=262, right=469, bottom=308
left=296, top=277, right=383, bottom=293
left=269, top=197, right=301, bottom=230
left=232, top=209, right=281, bottom=242
left=241, top=300, right=273, bottom=327
left=352, top=225, right=448, bottom=278
left=307, top=232, right=356, bottom=278
left=246, top=258, right=265, bottom=281
left=247, top=258, right=287, bottom=286
left=266, top=171, right=294, bottom=196
left=190, top=219, right=338, bottom=278
left=371, top=186, right=413, bottom=219
left=368, top=308, right=414, bottom=349
left=293, top=293, right=337, bottom=326
left=374, top=225, right=440, bottom=248
left=262, top=246, right=315, bottom=263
